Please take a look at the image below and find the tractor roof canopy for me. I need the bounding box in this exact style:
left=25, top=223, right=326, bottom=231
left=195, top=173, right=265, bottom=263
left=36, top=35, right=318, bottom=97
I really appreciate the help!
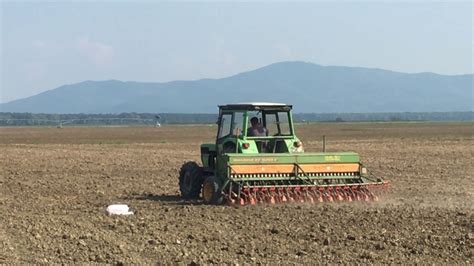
left=219, top=102, right=292, bottom=111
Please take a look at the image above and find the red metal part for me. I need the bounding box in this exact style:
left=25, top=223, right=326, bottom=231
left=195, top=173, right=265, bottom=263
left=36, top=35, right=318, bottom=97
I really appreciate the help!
left=226, top=182, right=390, bottom=206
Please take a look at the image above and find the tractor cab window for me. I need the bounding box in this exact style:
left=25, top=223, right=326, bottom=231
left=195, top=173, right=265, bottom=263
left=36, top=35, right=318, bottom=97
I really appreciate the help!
left=233, top=112, right=244, bottom=137
left=264, top=111, right=291, bottom=136
left=218, top=113, right=232, bottom=139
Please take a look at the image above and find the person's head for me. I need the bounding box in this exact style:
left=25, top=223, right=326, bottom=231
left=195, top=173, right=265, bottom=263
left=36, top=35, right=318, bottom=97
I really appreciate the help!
left=250, top=117, right=259, bottom=127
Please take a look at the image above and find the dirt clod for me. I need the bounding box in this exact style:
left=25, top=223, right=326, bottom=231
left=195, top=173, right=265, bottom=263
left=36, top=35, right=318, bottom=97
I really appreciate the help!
left=346, top=234, right=356, bottom=241
left=323, top=237, right=331, bottom=246
left=270, top=228, right=279, bottom=234
left=374, top=242, right=385, bottom=250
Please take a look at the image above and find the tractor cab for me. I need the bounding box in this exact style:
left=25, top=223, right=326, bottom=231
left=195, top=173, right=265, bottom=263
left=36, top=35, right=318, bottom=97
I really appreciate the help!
left=200, top=103, right=303, bottom=172
left=216, top=102, right=303, bottom=154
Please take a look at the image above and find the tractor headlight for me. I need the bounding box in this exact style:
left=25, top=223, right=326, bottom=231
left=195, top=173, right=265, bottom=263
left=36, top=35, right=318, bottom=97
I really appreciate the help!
left=361, top=167, right=368, bottom=175
left=293, top=141, right=303, bottom=148
left=291, top=141, right=304, bottom=152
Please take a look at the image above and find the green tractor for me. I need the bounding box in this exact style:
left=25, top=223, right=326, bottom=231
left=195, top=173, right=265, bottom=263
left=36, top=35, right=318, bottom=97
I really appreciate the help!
left=179, top=103, right=388, bottom=205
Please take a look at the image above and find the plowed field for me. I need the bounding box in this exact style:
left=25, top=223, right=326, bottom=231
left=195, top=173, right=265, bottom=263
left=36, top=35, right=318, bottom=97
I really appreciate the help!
left=1, top=123, right=472, bottom=264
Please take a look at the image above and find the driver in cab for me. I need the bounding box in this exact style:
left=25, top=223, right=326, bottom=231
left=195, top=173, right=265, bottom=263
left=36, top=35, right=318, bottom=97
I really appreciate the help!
left=247, top=117, right=268, bottom=137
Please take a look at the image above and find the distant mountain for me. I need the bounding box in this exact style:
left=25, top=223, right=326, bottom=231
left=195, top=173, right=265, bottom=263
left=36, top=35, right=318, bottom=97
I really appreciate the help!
left=1, top=61, right=472, bottom=113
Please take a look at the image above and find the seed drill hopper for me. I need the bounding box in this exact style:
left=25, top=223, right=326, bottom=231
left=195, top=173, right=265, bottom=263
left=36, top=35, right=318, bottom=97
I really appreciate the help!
left=179, top=103, right=388, bottom=205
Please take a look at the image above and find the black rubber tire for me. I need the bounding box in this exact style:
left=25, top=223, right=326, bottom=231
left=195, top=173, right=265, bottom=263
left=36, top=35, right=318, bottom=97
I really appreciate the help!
left=202, top=176, right=224, bottom=205
left=178, top=161, right=204, bottom=199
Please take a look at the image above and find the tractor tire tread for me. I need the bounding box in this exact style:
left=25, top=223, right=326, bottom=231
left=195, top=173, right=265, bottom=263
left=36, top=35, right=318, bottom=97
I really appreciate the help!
left=202, top=176, right=224, bottom=205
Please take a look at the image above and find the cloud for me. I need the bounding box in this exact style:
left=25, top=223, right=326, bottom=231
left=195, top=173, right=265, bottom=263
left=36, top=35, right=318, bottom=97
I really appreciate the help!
left=76, top=37, right=115, bottom=66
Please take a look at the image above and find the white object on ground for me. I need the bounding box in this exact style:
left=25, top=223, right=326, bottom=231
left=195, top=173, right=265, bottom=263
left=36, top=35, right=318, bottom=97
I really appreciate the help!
left=106, top=204, right=134, bottom=215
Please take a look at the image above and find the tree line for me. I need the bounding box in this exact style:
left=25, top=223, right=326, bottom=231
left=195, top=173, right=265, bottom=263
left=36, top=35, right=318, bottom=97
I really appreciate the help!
left=0, top=112, right=471, bottom=126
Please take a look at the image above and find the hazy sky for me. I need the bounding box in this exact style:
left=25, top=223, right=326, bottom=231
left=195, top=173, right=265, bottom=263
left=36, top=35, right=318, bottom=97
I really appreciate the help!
left=1, top=1, right=472, bottom=103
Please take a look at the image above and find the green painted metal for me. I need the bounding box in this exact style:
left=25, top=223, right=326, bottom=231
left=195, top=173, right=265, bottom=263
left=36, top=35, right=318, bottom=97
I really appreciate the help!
left=200, top=143, right=216, bottom=169
left=201, top=143, right=216, bottom=150
left=226, top=152, right=360, bottom=165
left=237, top=183, right=382, bottom=189
left=288, top=110, right=296, bottom=137
left=238, top=140, right=259, bottom=154
left=229, top=175, right=359, bottom=181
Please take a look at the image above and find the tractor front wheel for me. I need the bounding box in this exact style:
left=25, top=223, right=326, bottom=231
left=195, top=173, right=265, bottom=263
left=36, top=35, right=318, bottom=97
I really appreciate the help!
left=179, top=161, right=204, bottom=199
left=202, top=176, right=223, bottom=205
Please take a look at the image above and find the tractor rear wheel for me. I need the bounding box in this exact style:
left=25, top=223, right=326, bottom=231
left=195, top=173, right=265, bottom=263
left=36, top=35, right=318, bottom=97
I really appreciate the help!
left=202, top=176, right=224, bottom=205
left=179, top=161, right=204, bottom=199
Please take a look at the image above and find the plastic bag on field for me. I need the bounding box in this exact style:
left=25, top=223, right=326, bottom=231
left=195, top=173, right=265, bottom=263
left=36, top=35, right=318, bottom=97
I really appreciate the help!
left=106, top=204, right=134, bottom=215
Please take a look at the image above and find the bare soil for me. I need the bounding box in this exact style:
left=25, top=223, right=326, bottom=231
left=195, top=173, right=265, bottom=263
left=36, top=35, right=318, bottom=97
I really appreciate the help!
left=0, top=123, right=472, bottom=264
